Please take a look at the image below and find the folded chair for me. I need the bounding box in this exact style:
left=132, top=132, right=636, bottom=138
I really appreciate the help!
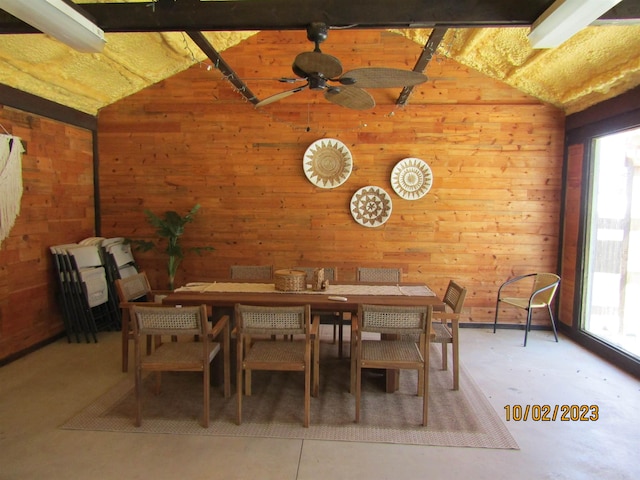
left=353, top=304, right=433, bottom=426
left=235, top=304, right=319, bottom=427
left=60, top=244, right=120, bottom=343
left=130, top=304, right=230, bottom=428
left=357, top=267, right=402, bottom=283
left=431, top=280, right=467, bottom=390
left=494, top=273, right=561, bottom=346
left=50, top=244, right=83, bottom=343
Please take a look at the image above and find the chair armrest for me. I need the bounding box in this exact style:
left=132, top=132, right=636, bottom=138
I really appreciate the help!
left=210, top=314, right=230, bottom=339
left=497, top=273, right=536, bottom=297
left=498, top=273, right=537, bottom=291
left=432, top=311, right=460, bottom=326
left=311, top=314, right=320, bottom=338
left=119, top=301, right=139, bottom=310
left=432, top=311, right=459, bottom=321
left=351, top=313, right=359, bottom=340
left=150, top=290, right=172, bottom=303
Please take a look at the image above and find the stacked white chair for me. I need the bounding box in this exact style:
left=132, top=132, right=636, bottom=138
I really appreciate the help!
left=50, top=238, right=132, bottom=343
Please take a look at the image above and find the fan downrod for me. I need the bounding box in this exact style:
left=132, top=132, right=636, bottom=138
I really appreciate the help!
left=307, top=22, right=329, bottom=51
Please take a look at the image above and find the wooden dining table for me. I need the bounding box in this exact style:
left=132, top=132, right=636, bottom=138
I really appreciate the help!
left=164, top=280, right=443, bottom=310
left=162, top=280, right=444, bottom=392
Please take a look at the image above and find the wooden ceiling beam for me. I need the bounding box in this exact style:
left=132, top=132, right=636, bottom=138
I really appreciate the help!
left=1, top=0, right=639, bottom=34
left=396, top=27, right=448, bottom=107
left=186, top=31, right=259, bottom=105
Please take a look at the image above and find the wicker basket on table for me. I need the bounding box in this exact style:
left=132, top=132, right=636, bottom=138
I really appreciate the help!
left=274, top=269, right=307, bottom=292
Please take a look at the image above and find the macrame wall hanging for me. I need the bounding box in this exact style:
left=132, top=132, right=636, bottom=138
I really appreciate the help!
left=0, top=133, right=24, bottom=246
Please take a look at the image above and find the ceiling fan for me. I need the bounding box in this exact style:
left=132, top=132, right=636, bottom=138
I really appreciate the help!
left=255, top=23, right=428, bottom=110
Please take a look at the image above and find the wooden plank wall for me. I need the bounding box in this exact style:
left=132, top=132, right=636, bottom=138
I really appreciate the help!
left=0, top=106, right=95, bottom=360
left=98, top=29, right=565, bottom=325
left=559, top=143, right=585, bottom=327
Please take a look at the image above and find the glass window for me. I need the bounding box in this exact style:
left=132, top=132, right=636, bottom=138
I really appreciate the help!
left=582, top=127, right=640, bottom=359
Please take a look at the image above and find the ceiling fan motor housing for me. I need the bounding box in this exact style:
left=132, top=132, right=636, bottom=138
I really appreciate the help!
left=308, top=73, right=328, bottom=90
left=307, top=22, right=329, bottom=45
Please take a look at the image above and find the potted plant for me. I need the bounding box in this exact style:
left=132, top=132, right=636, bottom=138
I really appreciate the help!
left=133, top=204, right=213, bottom=290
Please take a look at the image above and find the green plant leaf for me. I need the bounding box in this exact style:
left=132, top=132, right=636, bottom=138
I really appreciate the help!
left=138, top=204, right=211, bottom=289
left=129, top=239, right=155, bottom=252
left=190, top=246, right=215, bottom=255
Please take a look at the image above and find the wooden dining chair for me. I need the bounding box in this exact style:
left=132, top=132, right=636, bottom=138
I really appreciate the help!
left=115, top=271, right=171, bottom=372
left=353, top=304, right=432, bottom=426
left=230, top=265, right=273, bottom=280
left=235, top=303, right=319, bottom=427
left=356, top=267, right=402, bottom=283
left=431, top=280, right=467, bottom=390
left=130, top=304, right=230, bottom=428
left=293, top=266, right=344, bottom=349
left=494, top=273, right=560, bottom=346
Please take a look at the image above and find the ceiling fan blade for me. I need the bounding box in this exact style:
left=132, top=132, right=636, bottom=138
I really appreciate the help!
left=293, top=51, right=343, bottom=79
left=324, top=86, right=375, bottom=110
left=256, top=85, right=308, bottom=107
left=278, top=77, right=306, bottom=83
left=341, top=68, right=428, bottom=88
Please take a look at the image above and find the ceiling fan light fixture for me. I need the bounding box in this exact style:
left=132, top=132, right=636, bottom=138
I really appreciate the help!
left=0, top=0, right=106, bottom=53
left=528, top=0, right=623, bottom=49
left=308, top=74, right=328, bottom=91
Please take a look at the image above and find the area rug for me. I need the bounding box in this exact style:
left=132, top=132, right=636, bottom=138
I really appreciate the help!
left=62, top=343, right=518, bottom=449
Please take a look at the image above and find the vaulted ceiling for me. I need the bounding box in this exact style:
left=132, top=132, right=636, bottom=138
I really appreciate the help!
left=1, top=0, right=639, bottom=116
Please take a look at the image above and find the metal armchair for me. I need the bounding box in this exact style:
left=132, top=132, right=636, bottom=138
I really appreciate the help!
left=494, top=273, right=560, bottom=346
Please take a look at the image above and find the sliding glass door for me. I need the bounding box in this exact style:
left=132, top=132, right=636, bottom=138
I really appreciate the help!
left=582, top=127, right=640, bottom=359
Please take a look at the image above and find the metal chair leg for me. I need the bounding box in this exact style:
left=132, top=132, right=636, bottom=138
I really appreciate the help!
left=523, top=309, right=532, bottom=347
left=547, top=304, right=559, bottom=342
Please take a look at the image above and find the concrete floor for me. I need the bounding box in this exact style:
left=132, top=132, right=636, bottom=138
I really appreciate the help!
left=1, top=327, right=639, bottom=480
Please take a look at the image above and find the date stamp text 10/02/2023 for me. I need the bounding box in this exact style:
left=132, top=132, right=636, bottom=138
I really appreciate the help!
left=504, top=405, right=599, bottom=422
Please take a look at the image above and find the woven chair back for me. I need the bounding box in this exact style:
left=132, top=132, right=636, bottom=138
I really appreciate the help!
left=235, top=304, right=309, bottom=336
left=359, top=304, right=430, bottom=335
left=116, top=272, right=151, bottom=302
left=532, top=273, right=560, bottom=305
left=230, top=265, right=273, bottom=280
left=131, top=304, right=206, bottom=336
left=357, top=267, right=401, bottom=283
left=443, top=280, right=467, bottom=313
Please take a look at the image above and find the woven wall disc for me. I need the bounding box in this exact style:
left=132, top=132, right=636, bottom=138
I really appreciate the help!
left=390, top=157, right=433, bottom=200
left=303, top=138, right=352, bottom=189
left=350, top=186, right=393, bottom=227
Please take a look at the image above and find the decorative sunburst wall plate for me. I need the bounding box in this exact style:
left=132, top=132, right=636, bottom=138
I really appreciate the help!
left=390, top=157, right=433, bottom=200
left=350, top=186, right=393, bottom=227
left=303, top=138, right=353, bottom=189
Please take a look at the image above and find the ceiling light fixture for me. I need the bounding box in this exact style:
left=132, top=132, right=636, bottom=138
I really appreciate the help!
left=0, top=0, right=106, bottom=53
left=528, top=0, right=623, bottom=49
